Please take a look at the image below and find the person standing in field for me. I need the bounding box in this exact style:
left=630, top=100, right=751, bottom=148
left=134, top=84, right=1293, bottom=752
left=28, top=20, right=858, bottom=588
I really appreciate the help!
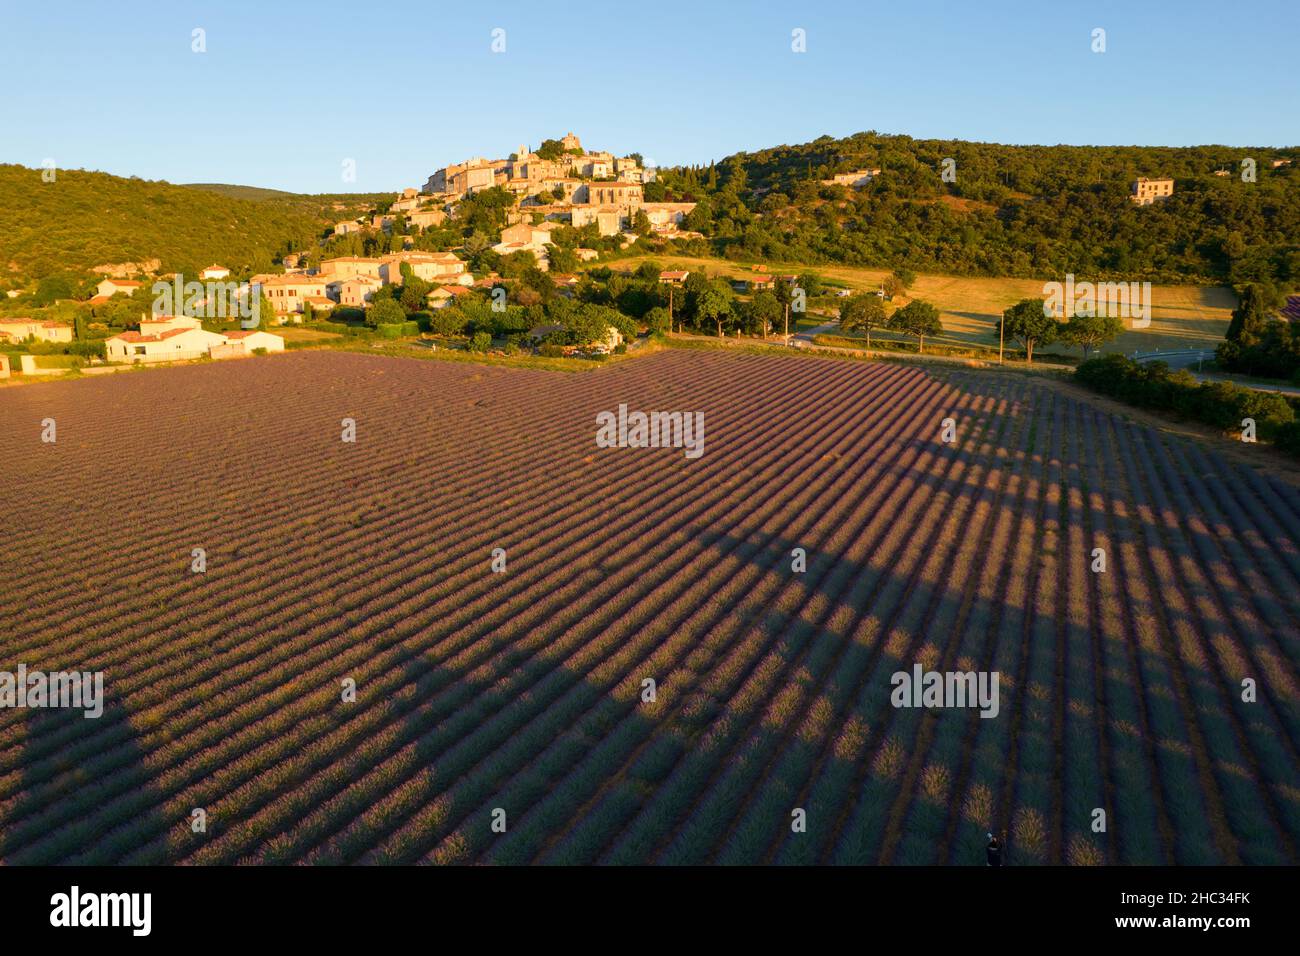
left=986, top=832, right=1004, bottom=867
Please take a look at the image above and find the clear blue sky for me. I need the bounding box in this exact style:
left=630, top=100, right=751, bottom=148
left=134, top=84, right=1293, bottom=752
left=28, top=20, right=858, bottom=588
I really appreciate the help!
left=1, top=0, right=1295, bottom=193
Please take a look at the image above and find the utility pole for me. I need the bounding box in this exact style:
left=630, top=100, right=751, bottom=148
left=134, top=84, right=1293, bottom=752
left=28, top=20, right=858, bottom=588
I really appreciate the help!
left=668, top=285, right=674, bottom=333
left=998, top=312, right=1005, bottom=365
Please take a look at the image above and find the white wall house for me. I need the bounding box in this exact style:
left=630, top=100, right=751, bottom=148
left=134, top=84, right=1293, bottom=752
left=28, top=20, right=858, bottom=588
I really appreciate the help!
left=105, top=326, right=286, bottom=364
left=222, top=330, right=286, bottom=353
left=105, top=327, right=229, bottom=363
left=95, top=278, right=144, bottom=298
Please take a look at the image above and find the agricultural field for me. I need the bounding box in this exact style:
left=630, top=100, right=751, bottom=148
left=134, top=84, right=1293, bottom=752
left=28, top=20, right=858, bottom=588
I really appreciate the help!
left=0, top=349, right=1297, bottom=865
left=610, top=253, right=1235, bottom=355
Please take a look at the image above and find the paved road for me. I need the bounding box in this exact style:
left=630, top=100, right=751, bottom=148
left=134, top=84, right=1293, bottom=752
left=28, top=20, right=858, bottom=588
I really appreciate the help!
left=1133, top=349, right=1300, bottom=396
left=793, top=317, right=842, bottom=343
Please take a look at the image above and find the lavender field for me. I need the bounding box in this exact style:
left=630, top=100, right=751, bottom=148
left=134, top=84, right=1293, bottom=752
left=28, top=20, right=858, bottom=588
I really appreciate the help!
left=1, top=349, right=1297, bottom=865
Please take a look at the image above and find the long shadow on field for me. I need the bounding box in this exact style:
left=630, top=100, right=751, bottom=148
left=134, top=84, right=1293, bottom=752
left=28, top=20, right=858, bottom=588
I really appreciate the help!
left=657, top=517, right=1012, bottom=866
left=1, top=696, right=167, bottom=865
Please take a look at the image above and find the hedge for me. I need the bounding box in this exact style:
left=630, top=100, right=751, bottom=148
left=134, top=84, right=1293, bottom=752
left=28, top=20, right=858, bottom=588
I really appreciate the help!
left=1075, top=354, right=1298, bottom=450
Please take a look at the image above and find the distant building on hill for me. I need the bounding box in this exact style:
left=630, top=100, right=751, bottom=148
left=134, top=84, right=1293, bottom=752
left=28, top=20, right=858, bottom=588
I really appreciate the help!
left=821, top=169, right=881, bottom=188
left=1131, top=177, right=1174, bottom=205
left=95, top=278, right=143, bottom=298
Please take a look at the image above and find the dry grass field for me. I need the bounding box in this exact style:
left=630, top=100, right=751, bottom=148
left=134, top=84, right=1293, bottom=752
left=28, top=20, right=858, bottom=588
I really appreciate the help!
left=611, top=254, right=1235, bottom=354
left=1, top=349, right=1296, bottom=865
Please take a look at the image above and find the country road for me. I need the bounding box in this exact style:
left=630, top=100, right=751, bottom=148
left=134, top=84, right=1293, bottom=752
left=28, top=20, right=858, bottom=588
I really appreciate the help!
left=1134, top=349, right=1300, bottom=396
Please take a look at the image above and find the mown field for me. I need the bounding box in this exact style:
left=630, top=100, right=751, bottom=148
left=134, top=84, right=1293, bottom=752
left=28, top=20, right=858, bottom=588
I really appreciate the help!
left=608, top=253, right=1235, bottom=355
left=1, top=349, right=1297, bottom=865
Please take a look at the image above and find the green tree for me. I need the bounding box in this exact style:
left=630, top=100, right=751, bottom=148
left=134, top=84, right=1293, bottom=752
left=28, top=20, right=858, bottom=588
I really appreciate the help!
left=366, top=297, right=406, bottom=329
left=34, top=276, right=73, bottom=305
left=1224, top=282, right=1281, bottom=346
left=546, top=244, right=579, bottom=274
left=1060, top=312, right=1124, bottom=360
left=256, top=293, right=278, bottom=329
left=1001, top=297, right=1059, bottom=363
left=888, top=299, right=943, bottom=353
left=746, top=291, right=782, bottom=339
left=430, top=306, right=470, bottom=336
left=635, top=260, right=662, bottom=282
left=400, top=275, right=432, bottom=313
left=773, top=277, right=796, bottom=338
left=694, top=285, right=733, bottom=337
left=535, top=139, right=564, bottom=161
left=840, top=292, right=887, bottom=346
left=643, top=306, right=671, bottom=334
left=798, top=272, right=824, bottom=297
left=683, top=199, right=713, bottom=233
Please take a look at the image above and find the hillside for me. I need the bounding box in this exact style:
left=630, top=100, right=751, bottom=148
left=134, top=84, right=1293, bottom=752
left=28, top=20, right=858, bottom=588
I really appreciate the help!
left=180, top=183, right=300, bottom=202
left=0, top=164, right=387, bottom=284
left=656, top=132, right=1300, bottom=286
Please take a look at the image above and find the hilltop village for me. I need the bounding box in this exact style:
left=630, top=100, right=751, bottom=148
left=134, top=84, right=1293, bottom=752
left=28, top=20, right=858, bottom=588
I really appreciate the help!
left=216, top=132, right=702, bottom=323
left=0, top=134, right=708, bottom=377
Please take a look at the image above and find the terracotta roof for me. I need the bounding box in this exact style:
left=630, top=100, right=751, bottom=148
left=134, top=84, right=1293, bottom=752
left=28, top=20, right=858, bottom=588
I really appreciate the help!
left=110, top=327, right=200, bottom=343
left=261, top=274, right=327, bottom=286
left=104, top=279, right=143, bottom=287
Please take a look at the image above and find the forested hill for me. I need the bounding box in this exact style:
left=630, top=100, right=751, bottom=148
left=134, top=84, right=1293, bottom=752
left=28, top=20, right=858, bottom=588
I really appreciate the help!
left=179, top=183, right=301, bottom=202
left=657, top=132, right=1300, bottom=285
left=0, top=164, right=385, bottom=283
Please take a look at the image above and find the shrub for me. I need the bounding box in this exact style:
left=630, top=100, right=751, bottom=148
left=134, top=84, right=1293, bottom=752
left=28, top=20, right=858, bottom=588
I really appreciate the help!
left=366, top=298, right=406, bottom=329
left=429, top=308, right=470, bottom=337
left=469, top=332, right=492, bottom=352
left=68, top=339, right=106, bottom=359
left=1075, top=355, right=1299, bottom=449
left=1275, top=421, right=1300, bottom=457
